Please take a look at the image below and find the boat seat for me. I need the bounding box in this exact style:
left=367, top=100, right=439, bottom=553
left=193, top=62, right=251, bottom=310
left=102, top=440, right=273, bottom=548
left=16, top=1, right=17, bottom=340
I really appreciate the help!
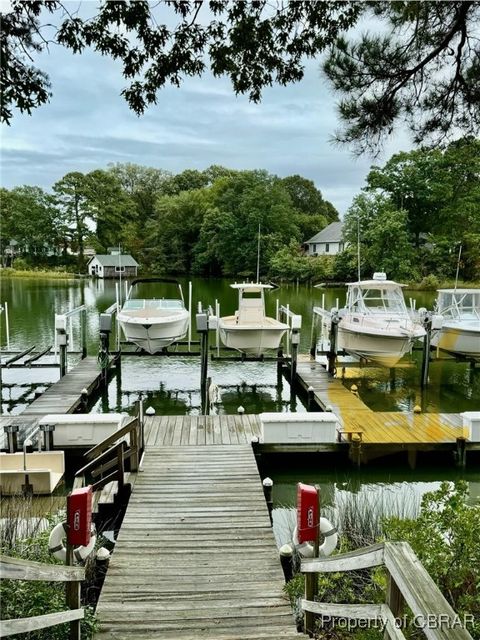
left=237, top=299, right=264, bottom=324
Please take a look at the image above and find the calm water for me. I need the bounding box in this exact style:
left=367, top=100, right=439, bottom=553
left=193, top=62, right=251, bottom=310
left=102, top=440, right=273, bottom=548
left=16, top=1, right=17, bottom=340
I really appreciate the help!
left=1, top=276, right=479, bottom=516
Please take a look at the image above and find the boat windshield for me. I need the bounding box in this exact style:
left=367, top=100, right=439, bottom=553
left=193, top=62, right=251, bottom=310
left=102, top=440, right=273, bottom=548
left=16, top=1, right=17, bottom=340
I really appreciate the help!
left=437, top=291, right=480, bottom=319
left=123, top=299, right=184, bottom=310
left=347, top=286, right=407, bottom=315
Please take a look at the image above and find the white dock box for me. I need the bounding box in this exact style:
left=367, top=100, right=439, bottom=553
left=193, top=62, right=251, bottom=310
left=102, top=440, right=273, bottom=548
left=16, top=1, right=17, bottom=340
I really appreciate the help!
left=460, top=412, right=480, bottom=442
left=38, top=413, right=128, bottom=448
left=259, top=412, right=339, bottom=444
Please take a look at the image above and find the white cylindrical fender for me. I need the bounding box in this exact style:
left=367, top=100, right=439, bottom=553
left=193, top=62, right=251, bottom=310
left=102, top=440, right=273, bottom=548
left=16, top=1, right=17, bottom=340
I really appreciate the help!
left=293, top=517, right=338, bottom=558
left=48, top=522, right=96, bottom=564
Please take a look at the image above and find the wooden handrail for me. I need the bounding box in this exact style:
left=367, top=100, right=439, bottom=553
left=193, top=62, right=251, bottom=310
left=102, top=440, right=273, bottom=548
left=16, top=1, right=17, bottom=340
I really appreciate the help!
left=0, top=555, right=85, bottom=639
left=75, top=441, right=126, bottom=479
left=0, top=555, right=85, bottom=582
left=84, top=416, right=139, bottom=462
left=301, top=541, right=473, bottom=640
left=301, top=543, right=385, bottom=573
left=0, top=608, right=84, bottom=638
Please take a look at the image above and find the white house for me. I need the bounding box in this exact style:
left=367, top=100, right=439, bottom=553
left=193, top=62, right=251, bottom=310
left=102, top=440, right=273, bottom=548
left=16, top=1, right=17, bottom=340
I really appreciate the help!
left=87, top=254, right=139, bottom=279
left=305, top=222, right=345, bottom=256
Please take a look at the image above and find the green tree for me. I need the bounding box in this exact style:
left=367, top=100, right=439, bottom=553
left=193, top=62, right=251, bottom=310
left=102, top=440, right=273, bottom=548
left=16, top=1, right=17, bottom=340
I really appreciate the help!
left=194, top=171, right=299, bottom=277
left=0, top=186, right=61, bottom=259
left=53, top=172, right=93, bottom=267
left=343, top=193, right=414, bottom=280
left=3, top=2, right=478, bottom=151
left=85, top=169, right=135, bottom=249
left=147, top=189, right=211, bottom=273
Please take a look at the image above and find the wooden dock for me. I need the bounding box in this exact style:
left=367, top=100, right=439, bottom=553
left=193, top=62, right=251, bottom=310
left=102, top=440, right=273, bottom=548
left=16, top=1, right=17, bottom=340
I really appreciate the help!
left=20, top=356, right=107, bottom=416
left=94, top=443, right=299, bottom=640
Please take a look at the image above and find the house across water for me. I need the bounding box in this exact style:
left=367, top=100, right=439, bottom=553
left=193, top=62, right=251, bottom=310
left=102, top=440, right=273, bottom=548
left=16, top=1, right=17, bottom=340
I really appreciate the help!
left=305, top=221, right=345, bottom=256
left=87, top=253, right=138, bottom=279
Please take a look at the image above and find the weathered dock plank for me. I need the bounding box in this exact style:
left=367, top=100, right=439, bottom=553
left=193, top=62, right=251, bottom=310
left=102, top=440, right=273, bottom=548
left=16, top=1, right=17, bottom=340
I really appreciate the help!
left=94, top=444, right=298, bottom=640
left=20, top=357, right=105, bottom=416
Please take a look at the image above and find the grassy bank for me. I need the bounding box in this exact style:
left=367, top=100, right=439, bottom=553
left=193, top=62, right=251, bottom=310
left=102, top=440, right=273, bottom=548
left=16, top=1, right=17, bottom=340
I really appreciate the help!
left=0, top=267, right=80, bottom=279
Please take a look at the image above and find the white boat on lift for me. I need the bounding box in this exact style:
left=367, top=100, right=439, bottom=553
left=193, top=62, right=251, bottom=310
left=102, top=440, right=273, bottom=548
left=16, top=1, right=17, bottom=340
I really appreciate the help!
left=431, top=289, right=480, bottom=359
left=117, top=278, right=190, bottom=354
left=336, top=273, right=426, bottom=367
left=218, top=283, right=288, bottom=356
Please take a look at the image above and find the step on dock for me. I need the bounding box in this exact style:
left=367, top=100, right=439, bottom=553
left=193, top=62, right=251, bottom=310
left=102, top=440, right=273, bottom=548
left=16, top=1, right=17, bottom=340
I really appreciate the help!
left=94, top=444, right=299, bottom=640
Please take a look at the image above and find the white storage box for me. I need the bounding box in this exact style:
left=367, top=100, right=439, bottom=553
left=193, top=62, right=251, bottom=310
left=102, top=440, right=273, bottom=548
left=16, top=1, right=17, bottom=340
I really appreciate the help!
left=38, top=413, right=128, bottom=448
left=260, top=412, right=339, bottom=444
left=460, top=412, right=480, bottom=442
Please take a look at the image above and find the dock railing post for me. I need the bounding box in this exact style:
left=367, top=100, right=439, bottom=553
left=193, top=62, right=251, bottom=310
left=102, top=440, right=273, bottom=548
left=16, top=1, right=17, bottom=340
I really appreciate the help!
left=290, top=314, right=301, bottom=383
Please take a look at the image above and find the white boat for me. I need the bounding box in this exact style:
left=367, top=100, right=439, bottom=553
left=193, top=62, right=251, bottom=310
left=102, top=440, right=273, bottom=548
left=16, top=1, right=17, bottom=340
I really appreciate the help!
left=431, top=289, right=480, bottom=359
left=117, top=278, right=190, bottom=354
left=218, top=283, right=288, bottom=356
left=335, top=273, right=426, bottom=367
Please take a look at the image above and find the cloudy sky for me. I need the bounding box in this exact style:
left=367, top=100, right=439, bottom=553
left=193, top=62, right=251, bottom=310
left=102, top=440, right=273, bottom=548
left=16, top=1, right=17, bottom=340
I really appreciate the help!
left=0, top=6, right=413, bottom=216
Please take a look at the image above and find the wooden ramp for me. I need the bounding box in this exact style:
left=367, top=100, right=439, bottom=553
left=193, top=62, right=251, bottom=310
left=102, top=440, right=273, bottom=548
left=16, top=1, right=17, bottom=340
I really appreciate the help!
left=94, top=444, right=298, bottom=640
left=21, top=357, right=104, bottom=416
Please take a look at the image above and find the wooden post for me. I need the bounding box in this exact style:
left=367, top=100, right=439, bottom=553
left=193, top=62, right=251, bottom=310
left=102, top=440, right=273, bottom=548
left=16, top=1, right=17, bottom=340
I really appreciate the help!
left=65, top=543, right=81, bottom=640
left=58, top=331, right=68, bottom=378
left=421, top=313, right=432, bottom=388
left=197, top=312, right=209, bottom=415
left=40, top=424, right=55, bottom=451
left=130, top=423, right=139, bottom=472
left=455, top=437, right=467, bottom=468
left=262, top=477, right=273, bottom=525
left=307, top=386, right=315, bottom=412
left=305, top=486, right=321, bottom=636
left=276, top=347, right=283, bottom=384
left=4, top=424, right=19, bottom=452
left=81, top=308, right=87, bottom=359
left=310, top=311, right=317, bottom=359
left=138, top=396, right=145, bottom=456
left=117, top=444, right=124, bottom=494
left=290, top=330, right=299, bottom=382
left=279, top=543, right=294, bottom=583
left=327, top=315, right=338, bottom=376
left=385, top=570, right=404, bottom=618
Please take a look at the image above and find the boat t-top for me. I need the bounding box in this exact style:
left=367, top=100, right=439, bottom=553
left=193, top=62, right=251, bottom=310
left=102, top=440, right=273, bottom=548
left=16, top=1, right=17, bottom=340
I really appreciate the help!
left=336, top=272, right=426, bottom=367
left=431, top=289, right=480, bottom=360
left=218, top=283, right=288, bottom=356
left=117, top=278, right=190, bottom=354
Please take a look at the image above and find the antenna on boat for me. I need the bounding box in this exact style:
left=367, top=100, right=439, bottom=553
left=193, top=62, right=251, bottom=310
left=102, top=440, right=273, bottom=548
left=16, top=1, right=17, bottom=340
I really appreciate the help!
left=256, top=223, right=261, bottom=284
left=357, top=214, right=361, bottom=282
left=454, top=243, right=462, bottom=291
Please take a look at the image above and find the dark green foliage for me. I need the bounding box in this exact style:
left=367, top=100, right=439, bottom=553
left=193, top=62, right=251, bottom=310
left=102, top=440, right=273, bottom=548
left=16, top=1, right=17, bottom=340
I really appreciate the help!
left=324, top=2, right=480, bottom=153
left=2, top=2, right=478, bottom=152
left=384, top=481, right=480, bottom=639
left=0, top=504, right=97, bottom=640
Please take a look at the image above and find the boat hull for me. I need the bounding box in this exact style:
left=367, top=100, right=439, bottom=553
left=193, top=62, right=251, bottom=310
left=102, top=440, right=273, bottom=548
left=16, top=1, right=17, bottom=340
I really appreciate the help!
left=337, top=325, right=419, bottom=368
left=118, top=311, right=190, bottom=354
left=219, top=318, right=287, bottom=356
left=431, top=323, right=480, bottom=359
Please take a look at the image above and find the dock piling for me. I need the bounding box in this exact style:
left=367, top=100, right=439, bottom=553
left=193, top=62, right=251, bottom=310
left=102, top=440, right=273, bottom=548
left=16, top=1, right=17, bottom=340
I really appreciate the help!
left=327, top=312, right=339, bottom=375
left=262, top=477, right=273, bottom=525
left=421, top=312, right=432, bottom=388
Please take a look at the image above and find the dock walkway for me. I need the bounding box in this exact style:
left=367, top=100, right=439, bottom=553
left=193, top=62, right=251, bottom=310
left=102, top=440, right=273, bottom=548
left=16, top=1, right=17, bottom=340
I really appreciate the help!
left=94, top=443, right=298, bottom=640
left=21, top=356, right=105, bottom=416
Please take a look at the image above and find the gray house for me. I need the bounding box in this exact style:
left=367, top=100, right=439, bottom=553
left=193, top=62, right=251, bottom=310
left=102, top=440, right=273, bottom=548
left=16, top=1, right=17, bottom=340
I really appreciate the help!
left=88, top=254, right=139, bottom=279
left=305, top=222, right=345, bottom=256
